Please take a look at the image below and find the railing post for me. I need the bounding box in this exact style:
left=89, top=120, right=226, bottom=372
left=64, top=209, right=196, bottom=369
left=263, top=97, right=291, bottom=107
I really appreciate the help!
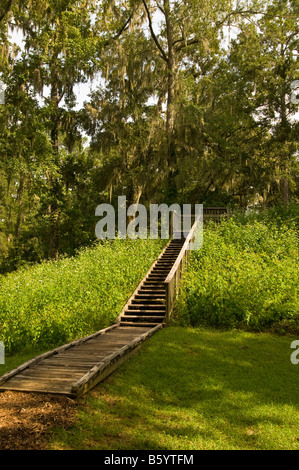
left=164, top=281, right=170, bottom=326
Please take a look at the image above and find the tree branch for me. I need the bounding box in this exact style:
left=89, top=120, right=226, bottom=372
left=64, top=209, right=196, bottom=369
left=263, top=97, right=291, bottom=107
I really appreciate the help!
left=103, top=12, right=134, bottom=47
left=142, top=0, right=168, bottom=62
left=0, top=0, right=13, bottom=23
left=215, top=8, right=270, bottom=30
left=174, top=36, right=200, bottom=52
left=172, top=8, right=269, bottom=53
left=154, top=0, right=165, bottom=16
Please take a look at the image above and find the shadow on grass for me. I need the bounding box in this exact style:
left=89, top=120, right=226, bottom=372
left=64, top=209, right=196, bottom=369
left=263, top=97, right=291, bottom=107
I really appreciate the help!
left=50, top=327, right=299, bottom=450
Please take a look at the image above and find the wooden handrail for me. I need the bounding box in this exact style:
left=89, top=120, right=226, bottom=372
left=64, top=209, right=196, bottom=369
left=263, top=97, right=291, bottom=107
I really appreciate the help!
left=163, top=216, right=201, bottom=324
left=164, top=217, right=199, bottom=283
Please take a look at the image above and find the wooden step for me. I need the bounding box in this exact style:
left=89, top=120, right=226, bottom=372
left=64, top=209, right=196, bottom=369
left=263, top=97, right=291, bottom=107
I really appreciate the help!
left=120, top=322, right=161, bottom=327
left=146, top=276, right=167, bottom=280
left=151, top=266, right=171, bottom=269
left=150, top=270, right=170, bottom=274
left=139, top=286, right=165, bottom=290
left=154, top=265, right=173, bottom=268
left=147, top=272, right=167, bottom=276
left=132, top=298, right=165, bottom=303
left=137, top=291, right=165, bottom=296
left=128, top=304, right=165, bottom=309
left=155, top=260, right=174, bottom=263
left=142, top=282, right=164, bottom=286
left=126, top=305, right=165, bottom=314
left=121, top=315, right=164, bottom=321
left=135, top=292, right=166, bottom=297
left=140, top=290, right=164, bottom=295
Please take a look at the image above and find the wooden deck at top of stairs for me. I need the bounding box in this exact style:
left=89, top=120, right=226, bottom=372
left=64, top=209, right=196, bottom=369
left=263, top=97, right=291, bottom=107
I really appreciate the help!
left=0, top=238, right=185, bottom=398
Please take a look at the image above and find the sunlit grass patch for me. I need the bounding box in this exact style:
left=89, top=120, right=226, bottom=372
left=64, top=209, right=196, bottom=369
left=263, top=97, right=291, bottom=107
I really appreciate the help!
left=49, top=326, right=299, bottom=450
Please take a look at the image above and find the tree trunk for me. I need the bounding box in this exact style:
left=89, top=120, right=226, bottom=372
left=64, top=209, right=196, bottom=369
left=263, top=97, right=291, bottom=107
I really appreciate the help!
left=48, top=73, right=60, bottom=260
left=15, top=175, right=24, bottom=239
left=48, top=204, right=59, bottom=260
left=164, top=0, right=178, bottom=203
left=282, top=178, right=289, bottom=206
left=278, top=45, right=290, bottom=207
left=127, top=182, right=143, bottom=222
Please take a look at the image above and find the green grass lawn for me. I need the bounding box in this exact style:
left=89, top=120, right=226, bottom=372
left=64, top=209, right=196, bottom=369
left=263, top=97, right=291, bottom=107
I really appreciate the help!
left=48, top=326, right=299, bottom=450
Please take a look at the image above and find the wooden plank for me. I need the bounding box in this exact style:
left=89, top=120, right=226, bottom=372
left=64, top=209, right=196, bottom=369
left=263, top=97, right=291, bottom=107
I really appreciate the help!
left=18, top=371, right=84, bottom=379
left=0, top=384, right=74, bottom=395
left=40, top=361, right=96, bottom=368
left=42, top=356, right=97, bottom=367
left=72, top=345, right=143, bottom=398
left=71, top=324, right=162, bottom=396
left=0, top=323, right=119, bottom=386
left=13, top=374, right=75, bottom=383
left=28, top=364, right=89, bottom=371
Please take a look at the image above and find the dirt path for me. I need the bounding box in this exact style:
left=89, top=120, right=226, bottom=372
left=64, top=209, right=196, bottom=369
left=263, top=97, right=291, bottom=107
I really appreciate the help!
left=0, top=391, right=77, bottom=450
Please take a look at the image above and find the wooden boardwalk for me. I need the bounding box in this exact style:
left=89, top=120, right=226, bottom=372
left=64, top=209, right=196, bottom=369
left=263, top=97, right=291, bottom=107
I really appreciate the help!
left=0, top=237, right=188, bottom=398
left=0, top=324, right=161, bottom=397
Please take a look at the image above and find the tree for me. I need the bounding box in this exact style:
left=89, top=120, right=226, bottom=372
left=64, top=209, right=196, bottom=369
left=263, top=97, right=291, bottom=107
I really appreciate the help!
left=13, top=0, right=103, bottom=259
left=139, top=0, right=267, bottom=202
left=223, top=0, right=299, bottom=205
left=84, top=18, right=164, bottom=209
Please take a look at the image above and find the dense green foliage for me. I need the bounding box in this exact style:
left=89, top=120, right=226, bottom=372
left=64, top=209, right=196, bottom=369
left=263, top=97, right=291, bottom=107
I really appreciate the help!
left=176, top=207, right=299, bottom=333
left=0, top=0, right=298, bottom=271
left=0, top=238, right=165, bottom=354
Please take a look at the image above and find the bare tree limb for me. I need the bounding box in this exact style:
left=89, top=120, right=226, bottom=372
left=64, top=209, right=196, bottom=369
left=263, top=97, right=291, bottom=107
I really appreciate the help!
left=103, top=12, right=134, bottom=47
left=154, top=0, right=165, bottom=16
left=142, top=0, right=168, bottom=62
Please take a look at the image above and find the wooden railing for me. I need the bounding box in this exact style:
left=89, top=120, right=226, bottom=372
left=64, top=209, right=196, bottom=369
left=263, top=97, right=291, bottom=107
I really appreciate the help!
left=163, top=216, right=201, bottom=325
left=203, top=207, right=229, bottom=221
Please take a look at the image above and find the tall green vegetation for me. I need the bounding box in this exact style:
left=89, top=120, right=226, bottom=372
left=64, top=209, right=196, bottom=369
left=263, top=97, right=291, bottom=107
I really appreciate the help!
left=0, top=0, right=298, bottom=271
left=0, top=237, right=165, bottom=354
left=176, top=206, right=299, bottom=333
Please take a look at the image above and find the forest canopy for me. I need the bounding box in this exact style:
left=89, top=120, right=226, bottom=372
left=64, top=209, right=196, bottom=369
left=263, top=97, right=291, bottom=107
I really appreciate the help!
left=0, top=0, right=298, bottom=271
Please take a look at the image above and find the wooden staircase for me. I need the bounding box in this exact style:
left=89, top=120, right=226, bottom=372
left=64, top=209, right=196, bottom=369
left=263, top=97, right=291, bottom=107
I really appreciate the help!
left=118, top=238, right=185, bottom=327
